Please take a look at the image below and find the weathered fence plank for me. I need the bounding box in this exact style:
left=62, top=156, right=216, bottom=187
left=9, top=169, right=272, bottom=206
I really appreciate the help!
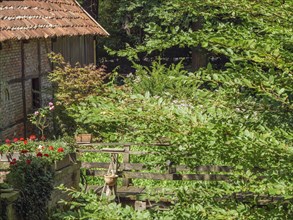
left=123, top=172, right=231, bottom=181
left=78, top=142, right=170, bottom=147
left=81, top=162, right=233, bottom=173
left=86, top=169, right=230, bottom=181
left=77, top=149, right=148, bottom=155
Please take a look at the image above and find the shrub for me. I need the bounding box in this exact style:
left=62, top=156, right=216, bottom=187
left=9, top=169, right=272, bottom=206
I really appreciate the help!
left=48, top=53, right=108, bottom=106
left=7, top=155, right=54, bottom=220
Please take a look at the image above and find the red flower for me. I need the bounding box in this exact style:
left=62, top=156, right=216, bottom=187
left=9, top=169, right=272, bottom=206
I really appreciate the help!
left=10, top=158, right=17, bottom=165
left=57, top=147, right=64, bottom=153
left=26, top=159, right=31, bottom=165
left=29, top=134, right=36, bottom=141
left=48, top=146, right=54, bottom=151
left=10, top=161, right=16, bottom=165
left=5, top=139, right=11, bottom=145
left=44, top=154, right=49, bottom=157
left=13, top=138, right=19, bottom=142
left=21, top=149, right=28, bottom=154
left=19, top=137, right=25, bottom=141
left=23, top=140, right=28, bottom=145
left=36, top=152, right=43, bottom=157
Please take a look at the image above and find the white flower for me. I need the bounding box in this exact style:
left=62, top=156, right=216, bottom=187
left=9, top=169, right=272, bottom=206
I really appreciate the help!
left=38, top=145, right=43, bottom=151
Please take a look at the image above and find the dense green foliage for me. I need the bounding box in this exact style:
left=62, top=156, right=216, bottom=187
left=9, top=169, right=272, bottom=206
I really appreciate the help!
left=53, top=185, right=152, bottom=220
left=51, top=0, right=292, bottom=219
left=7, top=155, right=54, bottom=220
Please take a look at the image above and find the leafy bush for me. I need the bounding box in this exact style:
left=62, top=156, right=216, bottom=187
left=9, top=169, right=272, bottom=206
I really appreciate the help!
left=53, top=185, right=152, bottom=220
left=47, top=53, right=109, bottom=135
left=126, top=61, right=201, bottom=99
left=48, top=53, right=108, bottom=106
left=7, top=155, right=54, bottom=220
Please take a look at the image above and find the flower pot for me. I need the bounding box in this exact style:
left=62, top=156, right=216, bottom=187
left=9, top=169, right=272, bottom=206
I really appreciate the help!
left=104, top=174, right=118, bottom=186
left=75, top=134, right=92, bottom=143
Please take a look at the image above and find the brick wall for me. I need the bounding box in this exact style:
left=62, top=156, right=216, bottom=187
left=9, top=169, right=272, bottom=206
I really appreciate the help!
left=0, top=41, right=22, bottom=139
left=0, top=39, right=52, bottom=140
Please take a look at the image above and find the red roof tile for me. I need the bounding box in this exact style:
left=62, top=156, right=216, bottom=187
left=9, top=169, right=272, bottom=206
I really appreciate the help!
left=0, top=0, right=109, bottom=42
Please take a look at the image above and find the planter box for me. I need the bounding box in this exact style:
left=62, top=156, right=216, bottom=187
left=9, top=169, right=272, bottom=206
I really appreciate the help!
left=0, top=152, right=21, bottom=162
left=0, top=153, right=76, bottom=170
left=53, top=153, right=77, bottom=171
left=0, top=153, right=77, bottom=182
left=48, top=161, right=81, bottom=210
left=75, top=134, right=92, bottom=143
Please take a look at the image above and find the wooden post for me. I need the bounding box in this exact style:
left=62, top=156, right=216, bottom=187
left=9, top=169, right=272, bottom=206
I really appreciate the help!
left=20, top=41, right=27, bottom=138
left=191, top=17, right=208, bottom=71
left=122, top=145, right=132, bottom=186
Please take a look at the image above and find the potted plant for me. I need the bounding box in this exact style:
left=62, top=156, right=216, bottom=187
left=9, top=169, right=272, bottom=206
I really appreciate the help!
left=74, top=128, right=92, bottom=143
left=104, top=174, right=118, bottom=186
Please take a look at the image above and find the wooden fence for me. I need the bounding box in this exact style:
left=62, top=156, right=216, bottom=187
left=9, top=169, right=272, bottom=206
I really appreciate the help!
left=77, top=142, right=234, bottom=187
left=77, top=142, right=293, bottom=209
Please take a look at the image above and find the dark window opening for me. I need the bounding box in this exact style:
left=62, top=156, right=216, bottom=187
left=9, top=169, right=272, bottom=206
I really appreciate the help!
left=32, top=78, right=41, bottom=108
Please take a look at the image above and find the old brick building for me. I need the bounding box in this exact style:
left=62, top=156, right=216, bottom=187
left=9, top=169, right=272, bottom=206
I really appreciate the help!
left=0, top=0, right=108, bottom=140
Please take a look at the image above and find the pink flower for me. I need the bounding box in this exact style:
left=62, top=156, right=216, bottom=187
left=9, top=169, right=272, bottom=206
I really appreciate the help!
left=5, top=139, right=11, bottom=145
left=49, top=102, right=54, bottom=107
left=49, top=106, right=55, bottom=111
left=30, top=134, right=37, bottom=141
left=13, top=138, right=18, bottom=142
left=29, top=134, right=36, bottom=141
left=34, top=111, right=39, bottom=116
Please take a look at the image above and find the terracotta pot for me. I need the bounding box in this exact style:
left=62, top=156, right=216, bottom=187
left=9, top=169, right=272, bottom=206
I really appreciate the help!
left=75, top=134, right=92, bottom=143
left=104, top=174, right=118, bottom=186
